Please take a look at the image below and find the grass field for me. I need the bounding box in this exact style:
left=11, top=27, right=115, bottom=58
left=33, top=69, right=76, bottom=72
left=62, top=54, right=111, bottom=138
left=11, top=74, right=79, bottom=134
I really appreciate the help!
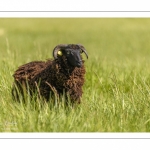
left=1, top=18, right=150, bottom=132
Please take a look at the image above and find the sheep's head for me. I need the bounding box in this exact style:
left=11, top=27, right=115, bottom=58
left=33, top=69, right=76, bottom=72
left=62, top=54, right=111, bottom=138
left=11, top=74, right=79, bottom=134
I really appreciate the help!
left=53, top=44, right=88, bottom=68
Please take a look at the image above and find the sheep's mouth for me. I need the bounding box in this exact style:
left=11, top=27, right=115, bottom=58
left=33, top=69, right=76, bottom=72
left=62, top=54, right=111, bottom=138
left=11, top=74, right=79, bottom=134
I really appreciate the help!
left=76, top=61, right=82, bottom=68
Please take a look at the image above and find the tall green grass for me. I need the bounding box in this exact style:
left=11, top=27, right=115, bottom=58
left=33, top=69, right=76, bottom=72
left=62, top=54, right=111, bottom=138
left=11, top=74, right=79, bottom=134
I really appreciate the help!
left=1, top=18, right=150, bottom=132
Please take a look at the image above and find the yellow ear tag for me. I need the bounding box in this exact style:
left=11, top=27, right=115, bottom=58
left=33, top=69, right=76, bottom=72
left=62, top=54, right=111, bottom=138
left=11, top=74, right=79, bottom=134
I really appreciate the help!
left=58, top=50, right=62, bottom=56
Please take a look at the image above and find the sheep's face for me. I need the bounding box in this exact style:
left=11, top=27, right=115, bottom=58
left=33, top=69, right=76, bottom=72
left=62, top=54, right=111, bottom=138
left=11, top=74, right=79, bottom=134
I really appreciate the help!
left=64, top=49, right=83, bottom=68
left=53, top=44, right=88, bottom=68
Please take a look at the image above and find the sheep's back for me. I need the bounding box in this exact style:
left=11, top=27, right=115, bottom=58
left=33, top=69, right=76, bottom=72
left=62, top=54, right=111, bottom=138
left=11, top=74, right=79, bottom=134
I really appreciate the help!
left=13, top=61, right=49, bottom=82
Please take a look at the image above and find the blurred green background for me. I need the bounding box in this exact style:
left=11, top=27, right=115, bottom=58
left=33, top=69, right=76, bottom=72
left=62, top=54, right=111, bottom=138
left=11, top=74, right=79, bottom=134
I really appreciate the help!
left=1, top=18, right=150, bottom=63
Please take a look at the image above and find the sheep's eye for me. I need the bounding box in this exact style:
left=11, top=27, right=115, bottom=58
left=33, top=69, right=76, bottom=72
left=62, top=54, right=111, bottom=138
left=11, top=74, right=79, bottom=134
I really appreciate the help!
left=66, top=51, right=70, bottom=55
left=80, top=49, right=83, bottom=53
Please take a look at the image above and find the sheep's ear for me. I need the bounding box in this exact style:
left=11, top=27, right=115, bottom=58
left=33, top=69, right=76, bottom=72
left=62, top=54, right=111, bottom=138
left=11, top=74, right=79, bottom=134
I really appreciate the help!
left=57, top=50, right=63, bottom=56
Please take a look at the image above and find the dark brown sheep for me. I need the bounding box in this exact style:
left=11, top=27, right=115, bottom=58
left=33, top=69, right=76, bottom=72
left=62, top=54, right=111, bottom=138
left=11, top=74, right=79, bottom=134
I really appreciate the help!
left=12, top=44, right=88, bottom=104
